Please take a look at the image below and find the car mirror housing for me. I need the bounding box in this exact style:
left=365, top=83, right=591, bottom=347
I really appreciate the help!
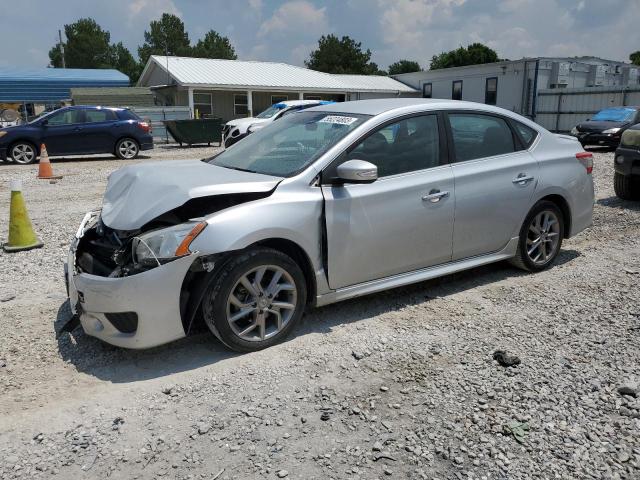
left=336, top=159, right=378, bottom=184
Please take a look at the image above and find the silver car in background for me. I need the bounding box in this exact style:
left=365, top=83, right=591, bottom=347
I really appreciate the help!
left=65, top=99, right=594, bottom=352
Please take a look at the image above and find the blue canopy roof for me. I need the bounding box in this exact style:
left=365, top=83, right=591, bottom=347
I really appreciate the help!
left=0, top=67, right=129, bottom=103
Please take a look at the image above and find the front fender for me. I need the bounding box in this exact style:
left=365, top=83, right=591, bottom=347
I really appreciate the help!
left=189, top=187, right=324, bottom=269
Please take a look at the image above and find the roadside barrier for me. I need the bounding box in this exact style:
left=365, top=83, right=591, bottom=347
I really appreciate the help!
left=37, top=144, right=63, bottom=180
left=2, top=179, right=43, bottom=252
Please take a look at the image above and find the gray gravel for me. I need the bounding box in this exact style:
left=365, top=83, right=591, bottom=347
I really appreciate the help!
left=1, top=147, right=639, bottom=479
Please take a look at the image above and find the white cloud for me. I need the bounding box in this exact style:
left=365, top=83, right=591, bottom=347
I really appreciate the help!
left=258, top=1, right=328, bottom=37
left=128, top=0, right=181, bottom=18
left=248, top=0, right=263, bottom=10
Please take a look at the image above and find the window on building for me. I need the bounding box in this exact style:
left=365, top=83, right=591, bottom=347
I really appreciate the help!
left=305, top=95, right=322, bottom=100
left=84, top=109, right=117, bottom=123
left=452, top=81, right=463, bottom=100
left=234, top=94, right=249, bottom=115
left=422, top=83, right=432, bottom=98
left=448, top=113, right=515, bottom=162
left=346, top=115, right=440, bottom=177
left=271, top=95, right=288, bottom=104
left=485, top=77, right=498, bottom=105
left=194, top=92, right=213, bottom=117
left=46, top=109, right=83, bottom=125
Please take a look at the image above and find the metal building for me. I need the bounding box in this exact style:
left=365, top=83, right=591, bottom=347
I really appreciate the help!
left=0, top=67, right=129, bottom=105
left=137, top=56, right=418, bottom=121
left=392, top=57, right=640, bottom=128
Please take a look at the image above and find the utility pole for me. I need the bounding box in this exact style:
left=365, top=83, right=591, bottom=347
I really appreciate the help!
left=58, top=29, right=66, bottom=68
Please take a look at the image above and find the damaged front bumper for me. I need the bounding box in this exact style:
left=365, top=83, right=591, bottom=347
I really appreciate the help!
left=64, top=211, right=196, bottom=349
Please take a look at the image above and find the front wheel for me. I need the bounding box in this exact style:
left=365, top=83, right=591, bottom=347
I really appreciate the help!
left=510, top=201, right=564, bottom=272
left=115, top=138, right=139, bottom=159
left=10, top=142, right=37, bottom=164
left=202, top=248, right=307, bottom=352
left=614, top=172, right=640, bottom=200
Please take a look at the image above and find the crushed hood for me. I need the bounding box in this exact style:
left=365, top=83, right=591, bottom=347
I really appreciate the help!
left=101, top=159, right=282, bottom=230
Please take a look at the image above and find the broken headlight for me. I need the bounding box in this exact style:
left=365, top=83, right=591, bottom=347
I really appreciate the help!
left=132, top=222, right=206, bottom=266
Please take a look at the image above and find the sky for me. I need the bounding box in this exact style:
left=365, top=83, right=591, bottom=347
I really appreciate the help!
left=0, top=0, right=638, bottom=71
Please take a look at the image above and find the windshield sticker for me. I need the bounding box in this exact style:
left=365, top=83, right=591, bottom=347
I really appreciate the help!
left=319, top=115, right=358, bottom=125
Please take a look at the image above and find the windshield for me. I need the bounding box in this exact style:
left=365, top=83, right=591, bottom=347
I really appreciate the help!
left=209, top=111, right=370, bottom=177
left=256, top=105, right=285, bottom=119
left=28, top=108, right=61, bottom=124
left=591, top=107, right=637, bottom=122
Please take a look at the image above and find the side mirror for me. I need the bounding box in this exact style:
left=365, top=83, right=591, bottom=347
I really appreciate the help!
left=336, top=159, right=378, bottom=184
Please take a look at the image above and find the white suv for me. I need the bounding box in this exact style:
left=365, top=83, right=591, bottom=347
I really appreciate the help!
left=222, top=100, right=332, bottom=147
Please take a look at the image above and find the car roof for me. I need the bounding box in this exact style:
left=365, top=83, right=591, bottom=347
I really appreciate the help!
left=68, top=105, right=129, bottom=111
left=277, top=100, right=328, bottom=108
left=306, top=98, right=513, bottom=116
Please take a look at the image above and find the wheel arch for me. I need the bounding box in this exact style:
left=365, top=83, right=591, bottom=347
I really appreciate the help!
left=8, top=138, right=40, bottom=155
left=537, top=194, right=572, bottom=239
left=179, top=237, right=317, bottom=336
left=114, top=136, right=140, bottom=152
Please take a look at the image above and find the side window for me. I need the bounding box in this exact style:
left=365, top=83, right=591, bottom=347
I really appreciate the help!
left=46, top=109, right=83, bottom=125
left=512, top=121, right=538, bottom=148
left=84, top=109, right=116, bottom=123
left=449, top=113, right=515, bottom=162
left=347, top=115, right=440, bottom=177
left=422, top=83, right=432, bottom=98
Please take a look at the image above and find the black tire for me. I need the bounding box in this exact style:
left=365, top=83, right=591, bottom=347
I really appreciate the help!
left=510, top=200, right=565, bottom=272
left=202, top=247, right=307, bottom=352
left=614, top=172, right=640, bottom=201
left=114, top=138, right=140, bottom=159
left=9, top=141, right=38, bottom=164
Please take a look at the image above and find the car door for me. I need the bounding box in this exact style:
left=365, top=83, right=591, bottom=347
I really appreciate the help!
left=322, top=113, right=455, bottom=290
left=446, top=112, right=539, bottom=260
left=81, top=108, right=119, bottom=153
left=41, top=109, right=85, bottom=155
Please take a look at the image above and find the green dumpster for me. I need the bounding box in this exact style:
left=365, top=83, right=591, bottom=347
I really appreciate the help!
left=164, top=118, right=223, bottom=146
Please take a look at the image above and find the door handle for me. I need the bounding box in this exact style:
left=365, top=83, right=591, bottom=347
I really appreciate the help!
left=512, top=174, right=534, bottom=185
left=422, top=189, right=450, bottom=203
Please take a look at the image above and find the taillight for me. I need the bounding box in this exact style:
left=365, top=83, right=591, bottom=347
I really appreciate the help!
left=576, top=151, right=593, bottom=174
left=137, top=121, right=151, bottom=134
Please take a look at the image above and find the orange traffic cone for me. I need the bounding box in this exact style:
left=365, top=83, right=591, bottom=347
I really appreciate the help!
left=37, top=144, right=62, bottom=180
left=3, top=179, right=44, bottom=252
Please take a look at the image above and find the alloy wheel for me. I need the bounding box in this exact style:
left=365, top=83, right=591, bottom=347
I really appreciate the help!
left=526, top=210, right=560, bottom=266
left=11, top=144, right=36, bottom=164
left=226, top=265, right=297, bottom=342
left=118, top=140, right=138, bottom=159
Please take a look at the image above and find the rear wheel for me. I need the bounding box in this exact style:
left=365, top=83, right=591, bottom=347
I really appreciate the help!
left=115, top=138, right=139, bottom=159
left=614, top=172, right=640, bottom=200
left=10, top=142, right=37, bottom=164
left=202, top=248, right=307, bottom=352
left=510, top=201, right=564, bottom=272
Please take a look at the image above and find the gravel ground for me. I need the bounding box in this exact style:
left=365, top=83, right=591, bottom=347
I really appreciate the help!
left=0, top=146, right=638, bottom=480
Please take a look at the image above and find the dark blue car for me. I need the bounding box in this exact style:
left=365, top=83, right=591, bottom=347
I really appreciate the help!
left=0, top=106, right=154, bottom=164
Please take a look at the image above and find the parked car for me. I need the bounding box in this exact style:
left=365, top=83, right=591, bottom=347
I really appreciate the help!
left=0, top=106, right=153, bottom=164
left=570, top=106, right=640, bottom=148
left=65, top=99, right=594, bottom=352
left=222, top=100, right=333, bottom=148
left=614, top=124, right=640, bottom=200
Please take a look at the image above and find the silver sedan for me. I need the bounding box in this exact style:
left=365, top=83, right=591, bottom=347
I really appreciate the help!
left=65, top=99, right=594, bottom=351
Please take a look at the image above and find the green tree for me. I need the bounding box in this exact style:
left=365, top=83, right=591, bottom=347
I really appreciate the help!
left=48, top=18, right=113, bottom=68
left=388, top=59, right=421, bottom=75
left=192, top=30, right=237, bottom=60
left=305, top=34, right=381, bottom=75
left=138, top=13, right=192, bottom=67
left=430, top=43, right=499, bottom=70
left=630, top=51, right=640, bottom=66
left=109, top=42, right=142, bottom=84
